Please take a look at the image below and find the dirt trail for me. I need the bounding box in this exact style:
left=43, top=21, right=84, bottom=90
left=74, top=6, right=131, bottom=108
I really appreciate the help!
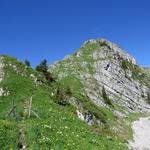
left=18, top=128, right=26, bottom=150
left=129, top=117, right=150, bottom=150
left=18, top=99, right=28, bottom=150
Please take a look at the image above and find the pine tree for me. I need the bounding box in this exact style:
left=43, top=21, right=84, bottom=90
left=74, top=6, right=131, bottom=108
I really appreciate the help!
left=24, top=59, right=31, bottom=67
left=36, top=59, right=55, bottom=83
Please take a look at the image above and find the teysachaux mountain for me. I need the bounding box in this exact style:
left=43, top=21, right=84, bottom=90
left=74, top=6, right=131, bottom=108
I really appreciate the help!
left=50, top=39, right=150, bottom=114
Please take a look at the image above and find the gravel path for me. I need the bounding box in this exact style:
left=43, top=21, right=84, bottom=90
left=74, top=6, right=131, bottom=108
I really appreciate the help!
left=129, top=117, right=150, bottom=150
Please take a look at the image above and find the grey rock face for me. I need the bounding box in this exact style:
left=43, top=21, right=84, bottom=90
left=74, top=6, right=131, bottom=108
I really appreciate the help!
left=76, top=110, right=94, bottom=125
left=49, top=39, right=150, bottom=115
left=0, top=88, right=5, bottom=96
left=91, top=57, right=150, bottom=112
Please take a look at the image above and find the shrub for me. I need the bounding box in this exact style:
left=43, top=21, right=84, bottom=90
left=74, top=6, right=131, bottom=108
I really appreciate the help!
left=54, top=84, right=70, bottom=106
left=146, top=93, right=150, bottom=104
left=102, top=87, right=113, bottom=106
left=121, top=60, right=128, bottom=70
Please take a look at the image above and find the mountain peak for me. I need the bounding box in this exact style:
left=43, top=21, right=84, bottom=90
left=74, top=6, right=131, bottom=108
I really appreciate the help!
left=77, top=38, right=136, bottom=64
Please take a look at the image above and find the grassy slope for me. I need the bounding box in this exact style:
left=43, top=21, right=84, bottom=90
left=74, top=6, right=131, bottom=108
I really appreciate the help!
left=0, top=56, right=130, bottom=149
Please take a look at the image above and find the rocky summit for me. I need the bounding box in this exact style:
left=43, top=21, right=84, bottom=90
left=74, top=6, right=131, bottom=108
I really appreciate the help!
left=0, top=39, right=150, bottom=149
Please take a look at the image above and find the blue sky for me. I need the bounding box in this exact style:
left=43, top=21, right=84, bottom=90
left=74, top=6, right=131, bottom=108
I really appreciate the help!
left=0, top=0, right=150, bottom=67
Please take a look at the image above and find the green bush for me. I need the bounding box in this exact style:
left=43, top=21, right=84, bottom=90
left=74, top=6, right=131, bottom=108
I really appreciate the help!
left=121, top=60, right=128, bottom=70
left=102, top=87, right=113, bottom=106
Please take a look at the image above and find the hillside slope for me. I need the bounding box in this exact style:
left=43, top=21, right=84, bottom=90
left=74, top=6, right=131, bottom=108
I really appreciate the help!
left=0, top=39, right=150, bottom=149
left=0, top=55, right=129, bottom=150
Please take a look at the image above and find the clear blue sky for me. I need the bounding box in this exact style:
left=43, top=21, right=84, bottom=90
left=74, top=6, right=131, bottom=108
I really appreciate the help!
left=0, top=0, right=150, bottom=67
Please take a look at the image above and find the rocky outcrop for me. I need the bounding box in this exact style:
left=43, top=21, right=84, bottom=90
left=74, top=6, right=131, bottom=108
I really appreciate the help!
left=69, top=97, right=101, bottom=125
left=0, top=56, right=5, bottom=96
left=49, top=39, right=150, bottom=118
